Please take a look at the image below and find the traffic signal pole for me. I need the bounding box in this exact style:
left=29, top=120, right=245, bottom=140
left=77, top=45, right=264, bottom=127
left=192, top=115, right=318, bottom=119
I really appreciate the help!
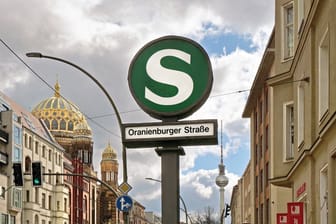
left=42, top=172, right=119, bottom=196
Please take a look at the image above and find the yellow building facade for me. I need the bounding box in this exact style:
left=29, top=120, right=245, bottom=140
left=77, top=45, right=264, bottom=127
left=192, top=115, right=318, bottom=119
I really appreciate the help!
left=243, top=0, right=336, bottom=223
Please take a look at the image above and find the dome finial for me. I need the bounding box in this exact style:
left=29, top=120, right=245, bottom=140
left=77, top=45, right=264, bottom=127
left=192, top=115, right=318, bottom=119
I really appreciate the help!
left=54, top=79, right=61, bottom=97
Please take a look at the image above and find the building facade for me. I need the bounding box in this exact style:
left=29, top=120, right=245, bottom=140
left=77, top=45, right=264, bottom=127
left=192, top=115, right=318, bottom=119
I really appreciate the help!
left=242, top=0, right=336, bottom=223
left=230, top=161, right=252, bottom=224
left=32, top=81, right=98, bottom=224
left=0, top=91, right=69, bottom=224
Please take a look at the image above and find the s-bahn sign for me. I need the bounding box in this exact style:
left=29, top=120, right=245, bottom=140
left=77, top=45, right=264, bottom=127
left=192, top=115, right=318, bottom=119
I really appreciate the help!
left=128, top=35, right=213, bottom=120
left=122, top=119, right=217, bottom=148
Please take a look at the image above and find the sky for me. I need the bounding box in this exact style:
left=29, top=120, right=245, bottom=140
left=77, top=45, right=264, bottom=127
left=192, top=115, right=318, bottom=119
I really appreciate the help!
left=0, top=0, right=274, bottom=222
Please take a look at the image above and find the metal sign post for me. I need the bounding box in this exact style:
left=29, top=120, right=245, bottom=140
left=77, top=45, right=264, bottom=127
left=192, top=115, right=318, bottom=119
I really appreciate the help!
left=156, top=147, right=185, bottom=224
left=127, top=35, right=216, bottom=224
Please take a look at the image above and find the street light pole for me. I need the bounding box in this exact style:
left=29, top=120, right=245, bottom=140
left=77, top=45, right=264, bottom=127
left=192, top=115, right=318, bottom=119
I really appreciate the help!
left=145, top=177, right=190, bottom=224
left=26, top=52, right=128, bottom=183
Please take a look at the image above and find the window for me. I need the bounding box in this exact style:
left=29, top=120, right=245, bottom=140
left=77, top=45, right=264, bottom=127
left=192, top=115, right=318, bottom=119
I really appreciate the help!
left=298, top=84, right=305, bottom=146
left=48, top=195, right=52, bottom=210
left=320, top=166, right=328, bottom=224
left=1, top=214, right=8, bottom=224
left=14, top=126, right=21, bottom=145
left=25, top=156, right=31, bottom=173
left=24, top=134, right=28, bottom=148
left=35, top=142, right=39, bottom=154
left=60, top=119, right=66, bottom=130
left=12, top=188, right=22, bottom=208
left=298, top=0, right=304, bottom=33
left=42, top=166, right=46, bottom=182
left=1, top=187, right=5, bottom=199
left=259, top=100, right=263, bottom=125
left=28, top=136, right=32, bottom=149
left=48, top=150, right=52, bottom=161
left=42, top=193, right=46, bottom=209
left=260, top=170, right=263, bottom=193
left=57, top=201, right=60, bottom=210
left=265, top=126, right=269, bottom=150
left=255, top=144, right=258, bottom=164
left=51, top=119, right=58, bottom=129
left=26, top=190, right=30, bottom=202
left=42, top=146, right=46, bottom=158
left=48, top=169, right=52, bottom=184
left=255, top=175, right=258, bottom=196
left=35, top=188, right=39, bottom=203
left=284, top=102, right=294, bottom=160
left=260, top=135, right=263, bottom=158
left=265, top=163, right=269, bottom=187
left=13, top=147, right=21, bottom=162
left=283, top=2, right=294, bottom=58
left=318, top=28, right=329, bottom=121
left=64, top=198, right=67, bottom=212
left=10, top=216, right=15, bottom=224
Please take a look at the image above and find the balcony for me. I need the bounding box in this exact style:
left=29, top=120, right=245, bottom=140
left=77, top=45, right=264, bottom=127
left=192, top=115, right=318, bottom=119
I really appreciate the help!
left=0, top=129, right=8, bottom=144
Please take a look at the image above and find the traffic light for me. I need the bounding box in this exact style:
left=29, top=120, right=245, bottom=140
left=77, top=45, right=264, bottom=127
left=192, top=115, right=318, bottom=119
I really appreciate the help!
left=13, top=163, right=23, bottom=186
left=32, top=162, right=42, bottom=186
left=224, top=203, right=231, bottom=218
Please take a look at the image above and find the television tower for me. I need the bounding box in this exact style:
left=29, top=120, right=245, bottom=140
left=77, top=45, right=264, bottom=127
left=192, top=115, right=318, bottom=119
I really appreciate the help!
left=215, top=121, right=229, bottom=223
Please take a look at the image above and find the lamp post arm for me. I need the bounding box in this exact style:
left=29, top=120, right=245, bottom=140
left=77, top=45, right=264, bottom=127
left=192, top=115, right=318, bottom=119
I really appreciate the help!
left=26, top=52, right=128, bottom=183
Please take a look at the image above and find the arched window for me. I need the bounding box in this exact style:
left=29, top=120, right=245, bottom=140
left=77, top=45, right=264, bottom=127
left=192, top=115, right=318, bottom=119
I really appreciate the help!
left=25, top=156, right=31, bottom=173
left=52, top=119, right=58, bottom=129
left=34, top=214, right=39, bottom=224
left=24, top=134, right=28, bottom=148
left=60, top=119, right=66, bottom=130
left=68, top=121, right=73, bottom=131
left=29, top=136, right=33, bottom=149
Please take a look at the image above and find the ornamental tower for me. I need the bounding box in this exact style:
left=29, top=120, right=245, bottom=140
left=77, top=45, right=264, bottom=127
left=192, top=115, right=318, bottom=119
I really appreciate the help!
left=99, top=143, right=119, bottom=223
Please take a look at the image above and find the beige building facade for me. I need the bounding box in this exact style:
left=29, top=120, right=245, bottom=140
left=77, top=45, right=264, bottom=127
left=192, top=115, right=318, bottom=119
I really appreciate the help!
left=230, top=161, right=252, bottom=224
left=0, top=91, right=69, bottom=224
left=242, top=0, right=336, bottom=223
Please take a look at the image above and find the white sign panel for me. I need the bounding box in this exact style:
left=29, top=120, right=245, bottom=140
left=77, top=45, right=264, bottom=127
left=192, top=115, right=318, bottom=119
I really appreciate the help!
left=122, top=119, right=218, bottom=148
left=126, top=123, right=214, bottom=139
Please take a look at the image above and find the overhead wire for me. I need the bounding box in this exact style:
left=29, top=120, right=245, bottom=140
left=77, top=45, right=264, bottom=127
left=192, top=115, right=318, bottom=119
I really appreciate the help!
left=0, top=38, right=120, bottom=138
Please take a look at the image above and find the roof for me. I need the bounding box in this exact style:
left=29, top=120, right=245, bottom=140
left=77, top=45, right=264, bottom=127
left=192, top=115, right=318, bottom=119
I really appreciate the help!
left=242, top=28, right=275, bottom=117
left=0, top=90, right=56, bottom=143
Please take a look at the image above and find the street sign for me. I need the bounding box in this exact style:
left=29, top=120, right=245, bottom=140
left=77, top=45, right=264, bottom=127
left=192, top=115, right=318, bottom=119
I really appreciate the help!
left=128, top=35, right=213, bottom=120
left=122, top=119, right=218, bottom=148
left=116, top=195, right=133, bottom=212
left=118, top=182, right=132, bottom=194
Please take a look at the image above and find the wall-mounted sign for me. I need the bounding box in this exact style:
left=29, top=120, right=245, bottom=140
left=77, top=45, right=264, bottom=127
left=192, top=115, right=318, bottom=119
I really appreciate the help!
left=128, top=35, right=213, bottom=120
left=296, top=182, right=306, bottom=198
left=122, top=119, right=217, bottom=148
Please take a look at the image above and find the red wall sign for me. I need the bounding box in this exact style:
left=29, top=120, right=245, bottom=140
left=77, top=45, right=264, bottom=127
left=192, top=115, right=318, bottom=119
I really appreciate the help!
left=287, top=202, right=304, bottom=224
left=296, top=182, right=306, bottom=198
left=277, top=213, right=288, bottom=224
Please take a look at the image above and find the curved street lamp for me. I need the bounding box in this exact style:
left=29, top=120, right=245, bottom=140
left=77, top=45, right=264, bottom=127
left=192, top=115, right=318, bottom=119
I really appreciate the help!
left=26, top=52, right=128, bottom=183
left=145, top=177, right=191, bottom=224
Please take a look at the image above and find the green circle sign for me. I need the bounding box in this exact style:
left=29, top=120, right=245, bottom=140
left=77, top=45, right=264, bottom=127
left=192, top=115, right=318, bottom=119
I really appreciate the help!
left=128, top=36, right=213, bottom=120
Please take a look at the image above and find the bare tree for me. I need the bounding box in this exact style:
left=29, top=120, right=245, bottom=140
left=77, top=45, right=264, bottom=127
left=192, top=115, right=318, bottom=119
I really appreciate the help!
left=192, top=206, right=219, bottom=224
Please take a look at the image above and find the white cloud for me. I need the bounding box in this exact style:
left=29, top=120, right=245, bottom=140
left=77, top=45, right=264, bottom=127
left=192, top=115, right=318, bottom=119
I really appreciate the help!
left=0, top=0, right=274, bottom=218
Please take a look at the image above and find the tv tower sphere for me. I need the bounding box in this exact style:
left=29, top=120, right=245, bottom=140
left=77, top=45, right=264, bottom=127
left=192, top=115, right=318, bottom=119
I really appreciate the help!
left=216, top=163, right=228, bottom=187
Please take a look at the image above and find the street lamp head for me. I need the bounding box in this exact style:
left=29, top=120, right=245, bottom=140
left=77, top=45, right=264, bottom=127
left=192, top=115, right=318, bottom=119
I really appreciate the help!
left=145, top=177, right=161, bottom=183
left=26, top=52, right=43, bottom=58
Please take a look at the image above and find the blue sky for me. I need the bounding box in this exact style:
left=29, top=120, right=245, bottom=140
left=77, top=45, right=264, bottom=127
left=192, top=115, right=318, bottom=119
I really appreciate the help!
left=201, top=32, right=257, bottom=56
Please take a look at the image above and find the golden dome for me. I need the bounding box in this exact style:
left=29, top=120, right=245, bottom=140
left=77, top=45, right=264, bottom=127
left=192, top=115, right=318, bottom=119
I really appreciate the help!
left=32, top=81, right=91, bottom=136
left=74, top=116, right=92, bottom=137
left=102, top=142, right=117, bottom=160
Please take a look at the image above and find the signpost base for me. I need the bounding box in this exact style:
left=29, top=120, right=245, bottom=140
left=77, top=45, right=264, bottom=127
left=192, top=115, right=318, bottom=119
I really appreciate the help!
left=156, top=147, right=185, bottom=224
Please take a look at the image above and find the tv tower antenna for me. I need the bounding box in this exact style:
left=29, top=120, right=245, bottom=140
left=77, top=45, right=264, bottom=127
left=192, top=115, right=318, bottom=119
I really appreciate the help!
left=215, top=121, right=229, bottom=223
